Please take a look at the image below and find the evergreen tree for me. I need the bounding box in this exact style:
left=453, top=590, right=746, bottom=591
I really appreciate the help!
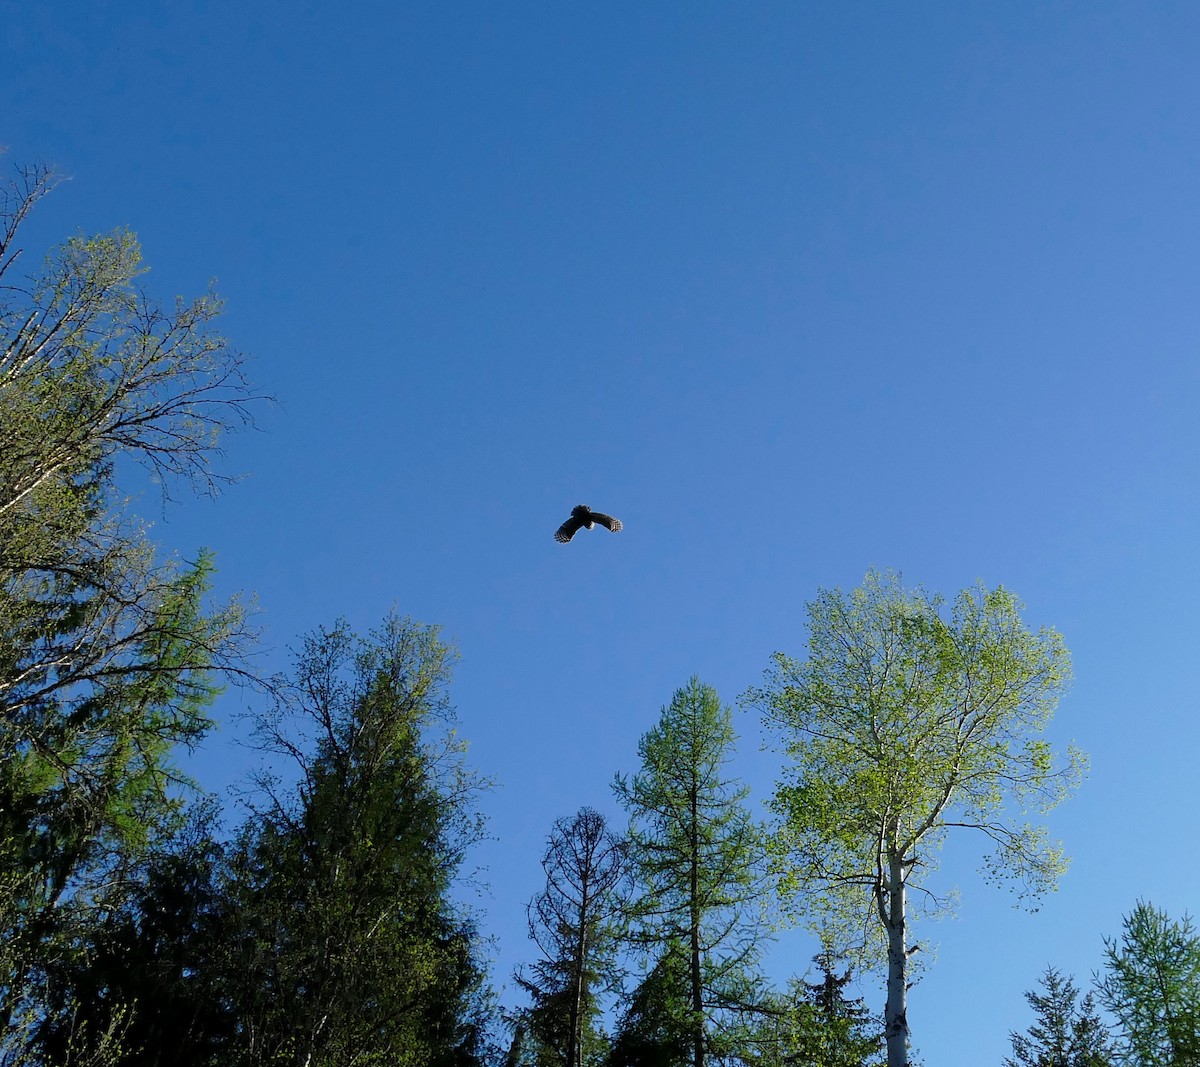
left=612, top=679, right=768, bottom=1067
left=220, top=615, right=494, bottom=1067
left=1097, top=902, right=1200, bottom=1066
left=517, top=808, right=627, bottom=1067
left=607, top=938, right=693, bottom=1067
left=751, top=954, right=882, bottom=1067
left=1005, top=967, right=1114, bottom=1067
left=27, top=808, right=236, bottom=1067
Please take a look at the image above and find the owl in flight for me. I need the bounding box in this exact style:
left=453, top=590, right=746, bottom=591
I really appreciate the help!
left=555, top=504, right=623, bottom=543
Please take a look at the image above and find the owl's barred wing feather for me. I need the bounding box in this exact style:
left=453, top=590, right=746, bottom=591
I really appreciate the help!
left=555, top=515, right=586, bottom=543
left=590, top=512, right=622, bottom=533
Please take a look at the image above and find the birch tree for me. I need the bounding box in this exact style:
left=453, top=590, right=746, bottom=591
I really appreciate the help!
left=743, top=569, right=1082, bottom=1067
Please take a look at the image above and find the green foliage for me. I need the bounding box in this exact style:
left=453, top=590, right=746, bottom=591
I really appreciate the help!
left=607, top=938, right=694, bottom=1067
left=1097, top=902, right=1200, bottom=1066
left=221, top=614, right=494, bottom=1067
left=744, top=569, right=1081, bottom=1066
left=752, top=954, right=883, bottom=1067
left=23, top=807, right=237, bottom=1067
left=612, top=678, right=769, bottom=1067
left=1005, top=967, right=1115, bottom=1067
left=0, top=161, right=256, bottom=1053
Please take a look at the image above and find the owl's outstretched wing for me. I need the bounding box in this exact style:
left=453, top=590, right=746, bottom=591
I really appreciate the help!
left=589, top=511, right=623, bottom=533
left=555, top=514, right=587, bottom=543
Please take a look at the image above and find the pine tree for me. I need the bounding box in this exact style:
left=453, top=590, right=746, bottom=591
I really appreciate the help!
left=220, top=615, right=494, bottom=1067
left=752, top=954, right=882, bottom=1067
left=607, top=938, right=693, bottom=1067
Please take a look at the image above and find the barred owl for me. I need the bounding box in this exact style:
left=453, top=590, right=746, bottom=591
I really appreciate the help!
left=555, top=504, right=623, bottom=543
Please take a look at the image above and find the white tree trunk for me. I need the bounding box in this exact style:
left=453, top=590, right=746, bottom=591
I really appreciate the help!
left=884, top=850, right=909, bottom=1067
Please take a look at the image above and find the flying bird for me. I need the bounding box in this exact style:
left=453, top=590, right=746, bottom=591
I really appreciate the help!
left=555, top=504, right=623, bottom=543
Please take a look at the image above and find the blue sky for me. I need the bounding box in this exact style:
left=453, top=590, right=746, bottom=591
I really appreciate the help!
left=6, top=2, right=1200, bottom=1059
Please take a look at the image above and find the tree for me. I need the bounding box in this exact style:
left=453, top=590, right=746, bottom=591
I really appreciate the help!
left=752, top=953, right=883, bottom=1067
left=612, top=678, right=768, bottom=1067
left=24, top=806, right=237, bottom=1067
left=0, top=160, right=257, bottom=1050
left=744, top=569, right=1082, bottom=1067
left=1005, top=967, right=1115, bottom=1067
left=1097, top=902, right=1200, bottom=1066
left=517, top=808, right=627, bottom=1067
left=220, top=614, right=494, bottom=1067
left=607, top=937, right=693, bottom=1067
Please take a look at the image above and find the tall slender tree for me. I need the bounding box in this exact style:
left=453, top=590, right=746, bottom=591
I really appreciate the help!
left=221, top=614, right=494, bottom=1067
left=517, top=808, right=627, bottom=1067
left=744, top=570, right=1082, bottom=1067
left=612, top=678, right=768, bottom=1067
left=1097, top=902, right=1200, bottom=1066
left=0, top=160, right=257, bottom=1053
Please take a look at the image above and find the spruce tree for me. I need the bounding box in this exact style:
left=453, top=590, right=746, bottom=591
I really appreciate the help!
left=1005, top=967, right=1115, bottom=1067
left=221, top=615, right=493, bottom=1067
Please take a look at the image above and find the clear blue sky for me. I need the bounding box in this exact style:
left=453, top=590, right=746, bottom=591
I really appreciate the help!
left=5, top=2, right=1200, bottom=1060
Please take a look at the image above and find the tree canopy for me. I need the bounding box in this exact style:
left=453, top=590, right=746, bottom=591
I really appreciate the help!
left=745, top=569, right=1082, bottom=1066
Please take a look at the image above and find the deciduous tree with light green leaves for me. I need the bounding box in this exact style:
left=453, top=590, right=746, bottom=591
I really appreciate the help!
left=743, top=569, right=1083, bottom=1067
left=0, top=160, right=258, bottom=1054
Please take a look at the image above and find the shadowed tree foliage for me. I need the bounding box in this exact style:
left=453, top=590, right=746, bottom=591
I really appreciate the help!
left=612, top=679, right=769, bottom=1067
left=1005, top=967, right=1114, bottom=1067
left=751, top=953, right=883, bottom=1067
left=0, top=161, right=257, bottom=1057
left=24, top=807, right=236, bottom=1067
left=219, top=614, right=494, bottom=1067
left=516, top=808, right=627, bottom=1067
left=607, top=937, right=693, bottom=1067
left=1097, top=902, right=1200, bottom=1067
left=744, top=570, right=1081, bottom=1067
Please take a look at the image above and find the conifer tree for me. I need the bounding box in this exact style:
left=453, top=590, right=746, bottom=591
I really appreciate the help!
left=1097, top=902, right=1200, bottom=1066
left=517, top=808, right=626, bottom=1067
left=221, top=615, right=493, bottom=1067
left=1005, top=967, right=1114, bottom=1067
left=612, top=678, right=768, bottom=1067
